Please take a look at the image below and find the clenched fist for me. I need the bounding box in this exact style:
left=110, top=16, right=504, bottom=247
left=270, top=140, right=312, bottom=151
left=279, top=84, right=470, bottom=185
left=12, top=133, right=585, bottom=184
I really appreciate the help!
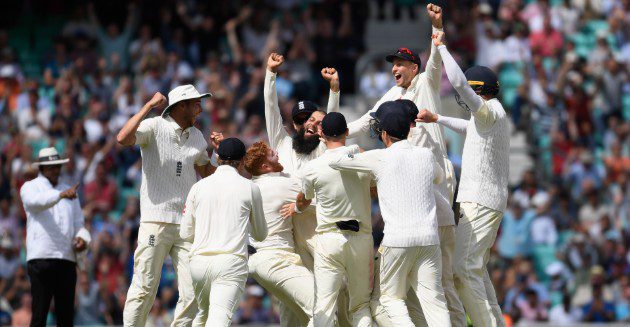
left=416, top=109, right=438, bottom=123
left=321, top=67, right=340, bottom=92
left=267, top=53, right=284, bottom=73
left=427, top=3, right=443, bottom=29
left=60, top=183, right=80, bottom=200
left=148, top=92, right=167, bottom=109
left=209, top=132, right=224, bottom=151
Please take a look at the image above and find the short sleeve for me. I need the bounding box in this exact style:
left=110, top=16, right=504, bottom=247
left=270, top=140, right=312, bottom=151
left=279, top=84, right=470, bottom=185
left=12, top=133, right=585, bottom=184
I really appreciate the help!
left=135, top=117, right=157, bottom=147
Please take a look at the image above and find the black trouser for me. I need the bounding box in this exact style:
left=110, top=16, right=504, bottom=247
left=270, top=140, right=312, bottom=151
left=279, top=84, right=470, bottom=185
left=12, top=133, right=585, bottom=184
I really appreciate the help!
left=27, top=259, right=77, bottom=327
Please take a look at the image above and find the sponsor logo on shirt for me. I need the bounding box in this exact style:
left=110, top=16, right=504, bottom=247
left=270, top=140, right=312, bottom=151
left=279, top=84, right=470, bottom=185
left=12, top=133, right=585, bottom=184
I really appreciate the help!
left=176, top=161, right=182, bottom=177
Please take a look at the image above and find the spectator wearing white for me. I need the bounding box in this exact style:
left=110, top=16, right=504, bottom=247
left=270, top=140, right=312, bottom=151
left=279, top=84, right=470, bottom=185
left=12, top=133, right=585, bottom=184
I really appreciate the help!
left=264, top=52, right=339, bottom=270
left=530, top=192, right=558, bottom=246
left=417, top=31, right=510, bottom=327
left=20, top=147, right=91, bottom=327
left=330, top=102, right=450, bottom=327
left=117, top=86, right=220, bottom=327
left=296, top=112, right=374, bottom=327
left=242, top=141, right=315, bottom=326
left=180, top=138, right=267, bottom=327
left=343, top=5, right=465, bottom=324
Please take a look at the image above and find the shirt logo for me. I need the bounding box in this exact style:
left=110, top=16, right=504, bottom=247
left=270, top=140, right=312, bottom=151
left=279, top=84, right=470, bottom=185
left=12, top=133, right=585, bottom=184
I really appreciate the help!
left=298, top=101, right=305, bottom=110
left=176, top=161, right=183, bottom=176
left=347, top=153, right=354, bottom=158
left=148, top=234, right=156, bottom=247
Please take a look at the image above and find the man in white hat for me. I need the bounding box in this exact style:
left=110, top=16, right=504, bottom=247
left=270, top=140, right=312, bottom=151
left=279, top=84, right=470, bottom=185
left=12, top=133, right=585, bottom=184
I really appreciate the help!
left=117, top=86, right=220, bottom=326
left=20, top=147, right=91, bottom=326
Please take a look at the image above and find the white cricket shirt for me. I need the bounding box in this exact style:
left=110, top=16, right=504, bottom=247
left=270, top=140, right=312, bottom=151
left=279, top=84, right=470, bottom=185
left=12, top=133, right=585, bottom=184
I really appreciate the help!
left=180, top=165, right=268, bottom=258
left=329, top=140, right=443, bottom=247
left=135, top=116, right=210, bottom=224
left=299, top=145, right=373, bottom=234
left=250, top=172, right=301, bottom=251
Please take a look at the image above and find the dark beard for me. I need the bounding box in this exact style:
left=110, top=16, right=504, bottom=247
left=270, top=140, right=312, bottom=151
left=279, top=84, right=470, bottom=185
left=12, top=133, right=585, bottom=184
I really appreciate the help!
left=292, top=128, right=320, bottom=155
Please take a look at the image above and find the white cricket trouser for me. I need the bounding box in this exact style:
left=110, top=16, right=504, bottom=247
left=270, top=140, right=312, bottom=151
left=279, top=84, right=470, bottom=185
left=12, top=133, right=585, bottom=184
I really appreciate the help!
left=189, top=254, right=247, bottom=327
left=412, top=225, right=467, bottom=327
left=248, top=249, right=314, bottom=326
left=314, top=232, right=373, bottom=327
left=124, top=222, right=197, bottom=327
left=379, top=245, right=451, bottom=327
left=454, top=202, right=505, bottom=327
left=293, top=207, right=318, bottom=270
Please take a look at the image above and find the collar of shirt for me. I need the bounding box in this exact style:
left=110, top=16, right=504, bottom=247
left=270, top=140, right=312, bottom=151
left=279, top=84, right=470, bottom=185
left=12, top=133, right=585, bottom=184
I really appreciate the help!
left=35, top=174, right=60, bottom=189
left=251, top=171, right=287, bottom=180
left=215, top=165, right=239, bottom=174
left=388, top=139, right=412, bottom=151
left=164, top=116, right=191, bottom=137
left=323, top=145, right=351, bottom=155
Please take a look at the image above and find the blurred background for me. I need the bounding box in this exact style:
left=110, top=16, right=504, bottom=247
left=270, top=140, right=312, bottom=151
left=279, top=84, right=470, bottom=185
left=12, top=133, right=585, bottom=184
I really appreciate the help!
left=0, top=0, right=628, bottom=325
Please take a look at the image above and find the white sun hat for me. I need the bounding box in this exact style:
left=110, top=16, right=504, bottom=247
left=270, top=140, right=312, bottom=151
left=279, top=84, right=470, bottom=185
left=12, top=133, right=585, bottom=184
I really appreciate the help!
left=33, top=147, right=69, bottom=166
left=161, top=84, right=211, bottom=117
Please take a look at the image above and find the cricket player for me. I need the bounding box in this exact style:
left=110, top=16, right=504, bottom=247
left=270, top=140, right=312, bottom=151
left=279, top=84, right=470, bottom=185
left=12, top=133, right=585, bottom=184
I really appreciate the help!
left=330, top=102, right=451, bottom=327
left=344, top=4, right=465, bottom=325
left=181, top=137, right=268, bottom=327
left=417, top=30, right=510, bottom=327
left=117, top=86, right=219, bottom=326
left=243, top=141, right=315, bottom=327
left=264, top=52, right=339, bottom=269
left=296, top=112, right=374, bottom=327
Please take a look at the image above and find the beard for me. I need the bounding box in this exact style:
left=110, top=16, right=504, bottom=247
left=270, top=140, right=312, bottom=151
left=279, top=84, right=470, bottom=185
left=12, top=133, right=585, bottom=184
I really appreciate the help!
left=270, top=161, right=284, bottom=173
left=292, top=128, right=321, bottom=155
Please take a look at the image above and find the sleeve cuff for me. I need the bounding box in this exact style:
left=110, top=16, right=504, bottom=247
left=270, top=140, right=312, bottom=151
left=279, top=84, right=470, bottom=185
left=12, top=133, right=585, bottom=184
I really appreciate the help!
left=437, top=45, right=447, bottom=51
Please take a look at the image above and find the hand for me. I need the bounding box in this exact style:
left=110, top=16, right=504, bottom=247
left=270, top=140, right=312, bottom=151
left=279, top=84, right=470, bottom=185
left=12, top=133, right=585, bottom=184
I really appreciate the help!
left=280, top=203, right=297, bottom=219
left=321, top=67, right=340, bottom=92
left=147, top=92, right=167, bottom=109
left=60, top=183, right=80, bottom=199
left=416, top=109, right=438, bottom=123
left=267, top=53, right=284, bottom=73
left=432, top=30, right=445, bottom=47
left=73, top=237, right=87, bottom=252
left=427, top=3, right=443, bottom=29
left=209, top=132, right=224, bottom=150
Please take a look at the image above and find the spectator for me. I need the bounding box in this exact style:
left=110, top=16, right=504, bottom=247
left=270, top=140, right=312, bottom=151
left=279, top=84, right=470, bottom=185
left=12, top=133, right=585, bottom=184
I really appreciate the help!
left=514, top=288, right=548, bottom=322
left=235, top=285, right=274, bottom=324
left=582, top=283, right=616, bottom=322
left=498, top=196, right=534, bottom=259
left=530, top=192, right=558, bottom=246
left=549, top=294, right=581, bottom=324
left=10, top=293, right=31, bottom=327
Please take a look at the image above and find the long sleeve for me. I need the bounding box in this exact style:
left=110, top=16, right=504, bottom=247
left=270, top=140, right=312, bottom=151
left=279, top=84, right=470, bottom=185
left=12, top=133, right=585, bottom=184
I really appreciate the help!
left=424, top=26, right=443, bottom=93
left=329, top=150, right=382, bottom=174
left=249, top=184, right=268, bottom=242
left=436, top=114, right=468, bottom=135
left=180, top=185, right=196, bottom=242
left=300, top=167, right=316, bottom=201
left=327, top=89, right=340, bottom=113
left=433, top=159, right=444, bottom=184
left=20, top=183, right=62, bottom=212
left=437, top=45, right=484, bottom=113
left=71, top=198, right=86, bottom=237
left=264, top=70, right=290, bottom=149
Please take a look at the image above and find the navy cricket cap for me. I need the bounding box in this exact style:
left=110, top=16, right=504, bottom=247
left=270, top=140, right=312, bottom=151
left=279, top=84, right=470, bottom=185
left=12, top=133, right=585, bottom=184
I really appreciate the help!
left=385, top=47, right=421, bottom=66
left=379, top=111, right=411, bottom=140
left=370, top=101, right=406, bottom=121
left=322, top=112, right=347, bottom=137
left=218, top=138, right=246, bottom=160
left=291, top=100, right=319, bottom=124
left=394, top=99, right=419, bottom=124
left=464, top=66, right=500, bottom=96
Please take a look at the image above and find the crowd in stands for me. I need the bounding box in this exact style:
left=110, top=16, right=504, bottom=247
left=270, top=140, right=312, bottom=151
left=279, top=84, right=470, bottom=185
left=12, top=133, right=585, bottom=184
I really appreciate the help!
left=0, top=0, right=628, bottom=325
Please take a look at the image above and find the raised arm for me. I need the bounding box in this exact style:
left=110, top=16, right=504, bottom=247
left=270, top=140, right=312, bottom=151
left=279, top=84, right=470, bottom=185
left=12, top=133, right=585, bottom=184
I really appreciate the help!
left=433, top=32, right=484, bottom=113
left=321, top=67, right=340, bottom=113
left=329, top=150, right=381, bottom=174
left=21, top=182, right=79, bottom=212
left=264, top=53, right=290, bottom=149
left=425, top=3, right=444, bottom=92
left=417, top=109, right=468, bottom=135
left=116, top=92, right=166, bottom=146
left=249, top=184, right=268, bottom=242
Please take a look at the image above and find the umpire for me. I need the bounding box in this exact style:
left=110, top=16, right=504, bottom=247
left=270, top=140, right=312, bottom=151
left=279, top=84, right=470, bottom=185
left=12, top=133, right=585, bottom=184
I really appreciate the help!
left=20, top=147, right=91, bottom=326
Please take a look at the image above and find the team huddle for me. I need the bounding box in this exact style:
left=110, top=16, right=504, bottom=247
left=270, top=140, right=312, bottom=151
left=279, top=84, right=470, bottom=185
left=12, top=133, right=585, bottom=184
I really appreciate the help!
left=113, top=4, right=509, bottom=327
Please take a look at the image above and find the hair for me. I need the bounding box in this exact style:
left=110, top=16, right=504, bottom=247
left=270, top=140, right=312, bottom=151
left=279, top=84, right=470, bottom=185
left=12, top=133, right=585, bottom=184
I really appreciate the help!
left=323, top=133, right=346, bottom=143
left=244, top=141, right=270, bottom=176
left=217, top=158, right=241, bottom=169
